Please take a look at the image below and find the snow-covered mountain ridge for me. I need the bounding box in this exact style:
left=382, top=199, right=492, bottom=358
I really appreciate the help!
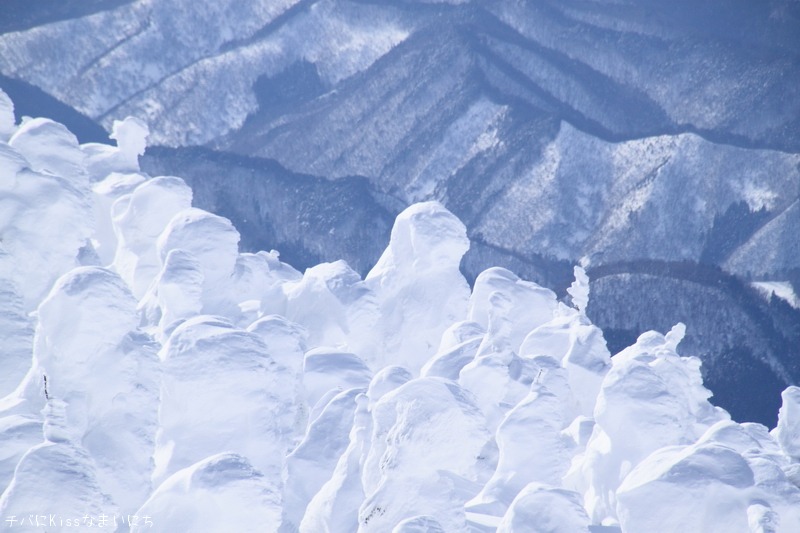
left=2, top=0, right=798, bottom=279
left=2, top=0, right=798, bottom=150
left=2, top=90, right=800, bottom=532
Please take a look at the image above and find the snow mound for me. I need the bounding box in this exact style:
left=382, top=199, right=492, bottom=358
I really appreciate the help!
left=0, top=413, right=45, bottom=495
left=459, top=268, right=563, bottom=429
left=0, top=440, right=117, bottom=532
left=133, top=453, right=280, bottom=533
left=9, top=118, right=86, bottom=188
left=91, top=171, right=148, bottom=264
left=0, top=279, right=34, bottom=397
left=155, top=316, right=294, bottom=487
left=284, top=260, right=379, bottom=365
left=467, top=385, right=575, bottom=520
left=36, top=267, right=138, bottom=371
left=156, top=208, right=240, bottom=312
left=228, top=252, right=299, bottom=326
left=392, top=515, right=447, bottom=533
left=0, top=143, right=92, bottom=311
left=138, top=248, right=204, bottom=340
left=616, top=443, right=755, bottom=532
left=366, top=365, right=413, bottom=406
left=366, top=201, right=471, bottom=373
left=82, top=117, right=148, bottom=181
left=359, top=378, right=493, bottom=531
left=302, top=348, right=372, bottom=409
left=569, top=326, right=727, bottom=523
left=468, top=267, right=558, bottom=349
left=0, top=89, right=13, bottom=141
left=774, top=386, right=800, bottom=461
left=282, top=387, right=364, bottom=531
left=27, top=267, right=159, bottom=512
left=247, top=314, right=308, bottom=373
left=299, top=392, right=370, bottom=533
left=422, top=321, right=484, bottom=379
left=113, top=177, right=193, bottom=298
left=496, top=484, right=591, bottom=533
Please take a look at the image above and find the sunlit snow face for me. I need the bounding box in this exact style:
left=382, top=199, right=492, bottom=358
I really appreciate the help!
left=390, top=206, right=469, bottom=271
left=0, top=89, right=14, bottom=140
left=36, top=267, right=138, bottom=361
left=157, top=208, right=240, bottom=286
left=9, top=118, right=86, bottom=183
left=0, top=160, right=92, bottom=311
left=110, top=117, right=149, bottom=162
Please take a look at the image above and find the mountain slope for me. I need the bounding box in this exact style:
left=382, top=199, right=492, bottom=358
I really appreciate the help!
left=140, top=147, right=396, bottom=275
left=2, top=0, right=798, bottom=277
left=3, top=0, right=798, bottom=150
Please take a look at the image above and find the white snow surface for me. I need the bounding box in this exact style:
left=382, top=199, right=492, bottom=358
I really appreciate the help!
left=1, top=93, right=799, bottom=532
left=0, top=91, right=13, bottom=141
left=751, top=281, right=800, bottom=310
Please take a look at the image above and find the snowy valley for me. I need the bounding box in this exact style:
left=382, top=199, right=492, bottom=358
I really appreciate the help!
left=1, top=90, right=800, bottom=532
